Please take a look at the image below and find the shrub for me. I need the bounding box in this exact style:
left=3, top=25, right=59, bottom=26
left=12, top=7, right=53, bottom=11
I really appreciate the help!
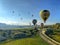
left=45, top=29, right=54, bottom=36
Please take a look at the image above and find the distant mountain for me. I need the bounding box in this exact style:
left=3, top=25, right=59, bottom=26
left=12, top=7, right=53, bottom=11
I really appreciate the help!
left=0, top=23, right=33, bottom=29
left=0, top=23, right=6, bottom=26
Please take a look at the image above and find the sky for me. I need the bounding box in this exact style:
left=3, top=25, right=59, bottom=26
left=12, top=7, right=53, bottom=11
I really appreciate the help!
left=0, top=0, right=60, bottom=25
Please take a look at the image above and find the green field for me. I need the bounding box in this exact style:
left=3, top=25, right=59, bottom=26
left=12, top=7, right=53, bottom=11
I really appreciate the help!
left=47, top=29, right=60, bottom=43
left=0, top=34, right=49, bottom=45
left=51, top=29, right=60, bottom=43
left=52, top=35, right=60, bottom=42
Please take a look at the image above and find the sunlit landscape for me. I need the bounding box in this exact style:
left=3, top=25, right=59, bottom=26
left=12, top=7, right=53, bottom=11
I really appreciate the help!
left=0, top=0, right=60, bottom=45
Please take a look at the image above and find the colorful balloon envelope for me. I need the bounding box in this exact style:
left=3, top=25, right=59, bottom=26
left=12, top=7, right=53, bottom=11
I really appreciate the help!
left=40, top=10, right=50, bottom=23
left=32, top=19, right=37, bottom=25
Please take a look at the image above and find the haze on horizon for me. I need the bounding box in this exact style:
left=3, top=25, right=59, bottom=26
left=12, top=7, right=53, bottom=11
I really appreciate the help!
left=0, top=0, right=60, bottom=25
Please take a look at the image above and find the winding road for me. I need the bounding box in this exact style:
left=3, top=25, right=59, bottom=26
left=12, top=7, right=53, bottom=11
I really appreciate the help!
left=38, top=29, right=60, bottom=45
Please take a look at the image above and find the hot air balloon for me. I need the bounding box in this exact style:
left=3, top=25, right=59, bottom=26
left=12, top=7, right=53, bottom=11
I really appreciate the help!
left=32, top=14, right=34, bottom=17
left=41, top=23, right=44, bottom=29
left=32, top=19, right=38, bottom=31
left=40, top=10, right=50, bottom=23
left=12, top=11, right=15, bottom=13
left=28, top=12, right=30, bottom=15
left=32, top=19, right=37, bottom=25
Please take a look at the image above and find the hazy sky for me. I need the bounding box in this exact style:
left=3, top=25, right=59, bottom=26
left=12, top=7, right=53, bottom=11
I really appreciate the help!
left=0, top=0, right=60, bottom=25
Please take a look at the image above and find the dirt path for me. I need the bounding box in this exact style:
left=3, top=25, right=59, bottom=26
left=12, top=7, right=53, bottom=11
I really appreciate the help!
left=39, top=29, right=60, bottom=45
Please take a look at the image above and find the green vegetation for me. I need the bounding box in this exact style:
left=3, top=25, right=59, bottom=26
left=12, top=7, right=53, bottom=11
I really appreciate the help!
left=51, top=29, right=60, bottom=43
left=52, top=35, right=60, bottom=42
left=10, top=28, right=34, bottom=31
left=45, top=29, right=54, bottom=35
left=0, top=33, right=49, bottom=45
left=45, top=28, right=60, bottom=43
left=45, top=29, right=54, bottom=38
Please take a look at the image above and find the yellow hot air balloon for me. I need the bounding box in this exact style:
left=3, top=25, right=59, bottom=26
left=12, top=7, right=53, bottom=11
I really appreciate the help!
left=40, top=10, right=50, bottom=23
